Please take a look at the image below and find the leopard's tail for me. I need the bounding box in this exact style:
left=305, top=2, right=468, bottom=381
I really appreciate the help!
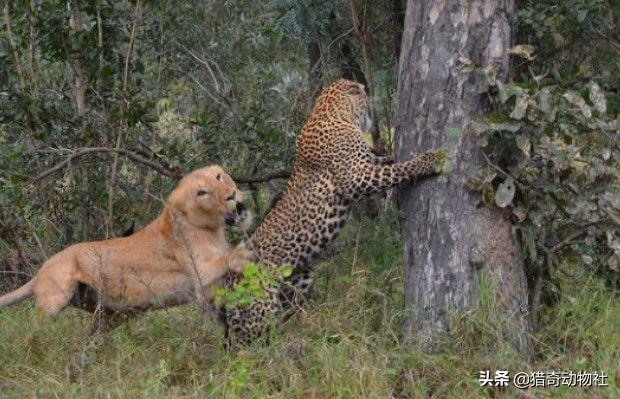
left=0, top=279, right=35, bottom=308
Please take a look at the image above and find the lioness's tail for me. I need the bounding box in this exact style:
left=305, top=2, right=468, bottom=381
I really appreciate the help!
left=0, top=279, right=35, bottom=308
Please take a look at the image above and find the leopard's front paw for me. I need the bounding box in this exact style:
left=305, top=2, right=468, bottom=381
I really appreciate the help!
left=432, top=148, right=448, bottom=174
left=436, top=128, right=460, bottom=174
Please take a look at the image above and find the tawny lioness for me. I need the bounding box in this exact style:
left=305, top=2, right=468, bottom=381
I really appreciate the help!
left=0, top=165, right=254, bottom=318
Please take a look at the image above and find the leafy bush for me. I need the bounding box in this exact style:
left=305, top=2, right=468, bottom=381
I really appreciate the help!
left=214, top=262, right=293, bottom=310
left=465, top=44, right=619, bottom=322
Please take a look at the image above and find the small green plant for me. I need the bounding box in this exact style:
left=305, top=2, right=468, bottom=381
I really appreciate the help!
left=143, top=359, right=170, bottom=398
left=214, top=262, right=293, bottom=310
left=226, top=357, right=252, bottom=396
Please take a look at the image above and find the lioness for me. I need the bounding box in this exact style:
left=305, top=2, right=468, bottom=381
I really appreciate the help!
left=0, top=165, right=254, bottom=318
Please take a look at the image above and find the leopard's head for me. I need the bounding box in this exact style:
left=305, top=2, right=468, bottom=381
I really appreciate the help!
left=312, top=79, right=369, bottom=129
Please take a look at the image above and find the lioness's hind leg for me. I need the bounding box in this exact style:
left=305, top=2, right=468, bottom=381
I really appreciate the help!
left=33, top=270, right=78, bottom=317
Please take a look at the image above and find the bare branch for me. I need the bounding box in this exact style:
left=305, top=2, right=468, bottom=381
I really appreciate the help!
left=234, top=170, right=290, bottom=184
left=73, top=60, right=86, bottom=117
left=3, top=1, right=26, bottom=89
left=481, top=151, right=530, bottom=191
left=108, top=0, right=144, bottom=237
left=28, top=147, right=181, bottom=184
left=27, top=147, right=289, bottom=185
left=122, top=1, right=143, bottom=92
left=28, top=1, right=38, bottom=95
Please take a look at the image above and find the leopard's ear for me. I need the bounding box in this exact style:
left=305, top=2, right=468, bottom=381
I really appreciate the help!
left=347, top=84, right=363, bottom=96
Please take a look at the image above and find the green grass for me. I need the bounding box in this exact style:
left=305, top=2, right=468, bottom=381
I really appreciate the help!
left=1, top=210, right=618, bottom=398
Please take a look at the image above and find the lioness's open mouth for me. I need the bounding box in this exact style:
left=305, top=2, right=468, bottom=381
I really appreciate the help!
left=224, top=211, right=237, bottom=226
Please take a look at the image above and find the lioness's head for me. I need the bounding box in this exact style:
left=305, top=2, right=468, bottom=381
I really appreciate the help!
left=167, top=165, right=246, bottom=230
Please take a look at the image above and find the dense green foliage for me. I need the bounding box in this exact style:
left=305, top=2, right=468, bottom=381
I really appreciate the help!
left=0, top=0, right=618, bottom=397
left=468, top=0, right=619, bottom=320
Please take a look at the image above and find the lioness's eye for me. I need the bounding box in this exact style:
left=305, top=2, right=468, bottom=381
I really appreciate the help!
left=197, top=190, right=210, bottom=196
left=216, top=173, right=222, bottom=181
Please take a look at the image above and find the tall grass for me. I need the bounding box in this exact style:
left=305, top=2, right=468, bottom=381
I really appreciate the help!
left=0, top=207, right=618, bottom=398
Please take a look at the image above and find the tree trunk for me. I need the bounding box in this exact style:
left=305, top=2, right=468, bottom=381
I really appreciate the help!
left=3, top=1, right=26, bottom=90
left=347, top=0, right=381, bottom=151
left=307, top=40, right=322, bottom=103
left=73, top=59, right=86, bottom=118
left=395, top=0, right=532, bottom=356
left=391, top=0, right=405, bottom=61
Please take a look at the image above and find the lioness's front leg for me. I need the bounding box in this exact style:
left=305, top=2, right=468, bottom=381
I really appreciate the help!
left=226, top=242, right=256, bottom=273
left=183, top=243, right=255, bottom=306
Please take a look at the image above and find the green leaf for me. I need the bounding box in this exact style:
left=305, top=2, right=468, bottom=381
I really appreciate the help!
left=242, top=263, right=259, bottom=279
left=577, top=9, right=588, bottom=23
left=537, top=87, right=557, bottom=122
left=495, top=178, right=516, bottom=208
left=481, top=66, right=496, bottom=87
left=510, top=95, right=529, bottom=120
left=588, top=82, right=607, bottom=114
left=486, top=121, right=522, bottom=133
left=281, top=265, right=293, bottom=278
left=563, top=91, right=592, bottom=118
left=497, top=81, right=527, bottom=104
left=482, top=183, right=495, bottom=206
left=509, top=44, right=536, bottom=60
left=466, top=168, right=496, bottom=191
left=516, top=136, right=531, bottom=158
left=512, top=207, right=526, bottom=222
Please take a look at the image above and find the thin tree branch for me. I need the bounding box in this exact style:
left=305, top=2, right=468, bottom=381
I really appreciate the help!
left=122, top=1, right=142, bottom=92
left=28, top=147, right=181, bottom=184
left=72, top=59, right=86, bottom=117
left=348, top=0, right=381, bottom=149
left=144, top=13, right=166, bottom=214
left=234, top=170, right=290, bottom=184
left=28, top=0, right=38, bottom=96
left=28, top=147, right=290, bottom=185
left=3, top=1, right=26, bottom=89
left=481, top=150, right=530, bottom=191
left=108, top=0, right=143, bottom=237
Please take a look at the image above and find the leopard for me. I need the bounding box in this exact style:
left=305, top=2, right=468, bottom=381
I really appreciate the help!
left=220, top=79, right=444, bottom=348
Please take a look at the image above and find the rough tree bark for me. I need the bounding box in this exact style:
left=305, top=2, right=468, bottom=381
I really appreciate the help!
left=395, top=0, right=532, bottom=356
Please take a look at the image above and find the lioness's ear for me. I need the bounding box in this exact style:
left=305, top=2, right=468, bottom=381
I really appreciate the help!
left=167, top=185, right=187, bottom=213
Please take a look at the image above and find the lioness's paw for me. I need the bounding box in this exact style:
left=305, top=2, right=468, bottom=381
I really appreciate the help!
left=228, top=242, right=256, bottom=273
